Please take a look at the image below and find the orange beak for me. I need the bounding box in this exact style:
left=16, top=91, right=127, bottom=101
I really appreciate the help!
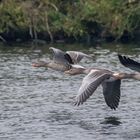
left=64, top=70, right=70, bottom=74
left=32, top=63, right=39, bottom=67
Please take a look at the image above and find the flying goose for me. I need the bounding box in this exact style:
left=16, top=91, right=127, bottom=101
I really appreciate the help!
left=32, top=47, right=92, bottom=71
left=65, top=67, right=140, bottom=110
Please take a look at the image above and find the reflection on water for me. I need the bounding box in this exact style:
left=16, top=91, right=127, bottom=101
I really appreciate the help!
left=0, top=43, right=139, bottom=140
left=101, top=117, right=121, bottom=126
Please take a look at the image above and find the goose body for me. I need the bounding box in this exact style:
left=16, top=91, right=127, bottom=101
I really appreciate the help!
left=32, top=60, right=72, bottom=72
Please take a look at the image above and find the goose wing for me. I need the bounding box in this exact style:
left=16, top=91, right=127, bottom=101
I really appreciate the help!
left=118, top=54, right=140, bottom=72
left=66, top=51, right=92, bottom=64
left=102, top=77, right=121, bottom=110
left=74, top=70, right=111, bottom=106
left=49, top=47, right=73, bottom=64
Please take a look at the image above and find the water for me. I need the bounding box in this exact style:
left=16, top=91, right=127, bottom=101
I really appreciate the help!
left=0, top=43, right=139, bottom=140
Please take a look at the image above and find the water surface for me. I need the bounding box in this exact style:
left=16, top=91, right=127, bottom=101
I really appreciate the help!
left=0, top=43, right=140, bottom=140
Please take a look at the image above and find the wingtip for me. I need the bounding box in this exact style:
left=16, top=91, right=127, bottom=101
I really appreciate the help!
left=73, top=102, right=79, bottom=106
left=117, top=54, right=121, bottom=58
left=110, top=106, right=117, bottom=110
left=118, top=54, right=127, bottom=66
left=118, top=54, right=123, bottom=61
left=73, top=99, right=83, bottom=106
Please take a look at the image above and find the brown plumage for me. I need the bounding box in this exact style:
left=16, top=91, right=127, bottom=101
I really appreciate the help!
left=32, top=47, right=92, bottom=72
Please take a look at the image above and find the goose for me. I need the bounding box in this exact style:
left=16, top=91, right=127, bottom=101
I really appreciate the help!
left=65, top=67, right=140, bottom=109
left=118, top=54, right=140, bottom=72
left=32, top=47, right=92, bottom=71
left=32, top=47, right=74, bottom=71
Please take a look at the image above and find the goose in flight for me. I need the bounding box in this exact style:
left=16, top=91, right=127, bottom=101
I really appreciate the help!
left=118, top=54, right=140, bottom=72
left=65, top=67, right=140, bottom=110
left=32, top=47, right=92, bottom=71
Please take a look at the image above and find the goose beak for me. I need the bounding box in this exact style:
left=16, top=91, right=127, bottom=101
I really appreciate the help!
left=64, top=70, right=70, bottom=75
left=113, top=73, right=122, bottom=79
left=32, top=63, right=37, bottom=67
left=32, top=63, right=40, bottom=67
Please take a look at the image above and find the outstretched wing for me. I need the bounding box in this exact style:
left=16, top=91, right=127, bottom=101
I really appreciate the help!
left=49, top=47, right=73, bottom=64
left=102, top=77, right=121, bottom=110
left=66, top=51, right=92, bottom=64
left=74, top=70, right=110, bottom=106
left=118, top=54, right=140, bottom=72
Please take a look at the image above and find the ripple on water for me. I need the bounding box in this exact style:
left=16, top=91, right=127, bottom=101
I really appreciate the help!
left=0, top=45, right=139, bottom=140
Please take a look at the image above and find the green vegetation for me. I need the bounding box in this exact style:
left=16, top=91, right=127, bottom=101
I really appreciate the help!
left=0, top=0, right=140, bottom=43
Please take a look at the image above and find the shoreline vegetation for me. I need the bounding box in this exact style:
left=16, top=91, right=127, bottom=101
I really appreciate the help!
left=0, top=0, right=140, bottom=45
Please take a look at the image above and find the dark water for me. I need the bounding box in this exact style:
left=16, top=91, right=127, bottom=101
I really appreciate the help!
left=0, top=43, right=139, bottom=140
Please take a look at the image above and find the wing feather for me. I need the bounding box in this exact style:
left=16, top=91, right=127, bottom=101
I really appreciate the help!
left=49, top=47, right=72, bottom=64
left=66, top=51, right=92, bottom=64
left=74, top=70, right=110, bottom=106
left=102, top=77, right=121, bottom=110
left=118, top=54, right=140, bottom=72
